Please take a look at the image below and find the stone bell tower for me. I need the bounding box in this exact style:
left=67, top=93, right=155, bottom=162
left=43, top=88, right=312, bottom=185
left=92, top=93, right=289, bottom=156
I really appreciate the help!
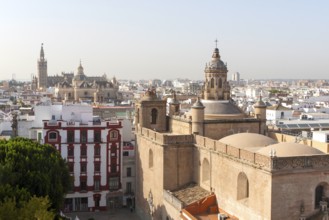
left=37, top=43, right=48, bottom=90
left=135, top=89, right=167, bottom=132
left=202, top=40, right=230, bottom=100
left=254, top=94, right=267, bottom=135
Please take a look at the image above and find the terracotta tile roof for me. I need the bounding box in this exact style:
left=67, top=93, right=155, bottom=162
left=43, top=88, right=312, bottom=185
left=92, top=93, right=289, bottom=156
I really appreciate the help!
left=171, top=183, right=211, bottom=206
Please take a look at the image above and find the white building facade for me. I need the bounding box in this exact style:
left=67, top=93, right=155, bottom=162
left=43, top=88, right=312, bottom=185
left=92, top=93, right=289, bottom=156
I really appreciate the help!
left=40, top=104, right=123, bottom=212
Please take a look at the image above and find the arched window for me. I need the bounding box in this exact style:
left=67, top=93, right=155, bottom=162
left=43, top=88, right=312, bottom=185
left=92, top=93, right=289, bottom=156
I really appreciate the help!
left=315, top=185, right=324, bottom=208
left=315, top=183, right=329, bottom=208
left=151, top=108, right=157, bottom=124
left=149, top=149, right=153, bottom=168
left=219, top=78, right=222, bottom=88
left=211, top=78, right=214, bottom=88
left=48, top=131, right=57, bottom=141
left=202, top=158, right=210, bottom=185
left=237, top=172, right=249, bottom=200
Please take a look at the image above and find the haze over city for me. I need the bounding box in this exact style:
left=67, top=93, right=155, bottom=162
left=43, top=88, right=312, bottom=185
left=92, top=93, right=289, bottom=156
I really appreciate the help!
left=1, top=0, right=328, bottom=81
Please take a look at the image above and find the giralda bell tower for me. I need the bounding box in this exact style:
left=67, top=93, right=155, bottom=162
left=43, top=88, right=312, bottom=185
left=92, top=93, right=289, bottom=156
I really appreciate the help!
left=37, top=43, right=48, bottom=90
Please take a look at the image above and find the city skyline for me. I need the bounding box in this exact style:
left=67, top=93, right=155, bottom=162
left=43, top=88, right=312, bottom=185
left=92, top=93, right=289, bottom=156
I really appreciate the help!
left=1, top=0, right=328, bottom=81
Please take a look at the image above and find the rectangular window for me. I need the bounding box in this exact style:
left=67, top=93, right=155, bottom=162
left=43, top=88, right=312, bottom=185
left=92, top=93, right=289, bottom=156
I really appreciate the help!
left=81, top=198, right=88, bottom=210
left=81, top=130, right=87, bottom=143
left=126, top=182, right=132, bottom=194
left=81, top=146, right=87, bottom=157
left=109, top=177, right=119, bottom=191
left=68, top=146, right=74, bottom=157
left=94, top=131, right=101, bottom=143
left=67, top=130, right=74, bottom=143
left=81, top=163, right=87, bottom=173
left=94, top=146, right=100, bottom=156
left=68, top=162, right=74, bottom=173
left=94, top=163, right=100, bottom=172
left=110, top=165, right=116, bottom=173
left=80, top=180, right=87, bottom=191
left=123, top=151, right=129, bottom=156
left=127, top=167, right=131, bottom=177
left=94, top=179, right=100, bottom=191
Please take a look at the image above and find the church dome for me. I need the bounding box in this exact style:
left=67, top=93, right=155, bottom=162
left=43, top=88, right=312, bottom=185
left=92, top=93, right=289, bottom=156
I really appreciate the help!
left=73, top=74, right=87, bottom=81
left=257, top=142, right=325, bottom=157
left=73, top=61, right=87, bottom=81
left=205, top=48, right=227, bottom=72
left=201, top=100, right=245, bottom=119
left=219, top=133, right=277, bottom=149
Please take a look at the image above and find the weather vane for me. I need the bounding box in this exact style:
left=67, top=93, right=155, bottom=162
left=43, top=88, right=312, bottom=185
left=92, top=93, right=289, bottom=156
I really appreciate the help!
left=215, top=38, right=218, bottom=48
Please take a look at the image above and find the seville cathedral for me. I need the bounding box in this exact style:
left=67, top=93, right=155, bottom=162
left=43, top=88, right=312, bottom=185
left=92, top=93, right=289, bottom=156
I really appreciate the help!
left=32, top=44, right=120, bottom=103
left=135, top=46, right=329, bottom=219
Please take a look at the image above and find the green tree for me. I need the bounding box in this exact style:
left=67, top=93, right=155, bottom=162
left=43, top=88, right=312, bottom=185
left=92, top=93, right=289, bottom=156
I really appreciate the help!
left=0, top=138, right=71, bottom=211
left=0, top=196, right=55, bottom=220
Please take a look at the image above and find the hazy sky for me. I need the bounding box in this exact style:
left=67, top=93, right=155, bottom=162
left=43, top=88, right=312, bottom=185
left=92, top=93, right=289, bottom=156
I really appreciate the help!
left=1, top=0, right=328, bottom=81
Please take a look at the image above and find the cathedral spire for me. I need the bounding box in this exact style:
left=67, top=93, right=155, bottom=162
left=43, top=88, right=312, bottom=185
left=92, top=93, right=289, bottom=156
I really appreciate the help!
left=77, top=60, right=84, bottom=75
left=40, top=43, right=45, bottom=60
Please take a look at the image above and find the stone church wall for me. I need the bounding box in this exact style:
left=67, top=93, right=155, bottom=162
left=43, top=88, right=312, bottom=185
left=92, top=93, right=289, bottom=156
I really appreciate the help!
left=170, top=117, right=191, bottom=134
left=271, top=171, right=329, bottom=219
left=135, top=134, right=165, bottom=220
left=163, top=143, right=194, bottom=190
left=194, top=145, right=272, bottom=219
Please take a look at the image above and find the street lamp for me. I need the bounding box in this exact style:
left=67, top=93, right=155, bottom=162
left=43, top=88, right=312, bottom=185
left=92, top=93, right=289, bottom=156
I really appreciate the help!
left=147, top=190, right=154, bottom=220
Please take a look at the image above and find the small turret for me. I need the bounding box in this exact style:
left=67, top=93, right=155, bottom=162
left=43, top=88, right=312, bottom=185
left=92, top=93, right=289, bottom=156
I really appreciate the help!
left=168, top=91, right=180, bottom=116
left=254, top=94, right=267, bottom=135
left=191, top=97, right=205, bottom=135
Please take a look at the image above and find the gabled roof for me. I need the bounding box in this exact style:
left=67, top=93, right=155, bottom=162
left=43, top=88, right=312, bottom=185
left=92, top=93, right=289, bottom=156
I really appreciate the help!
left=60, top=81, right=71, bottom=88
left=79, top=81, right=92, bottom=88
